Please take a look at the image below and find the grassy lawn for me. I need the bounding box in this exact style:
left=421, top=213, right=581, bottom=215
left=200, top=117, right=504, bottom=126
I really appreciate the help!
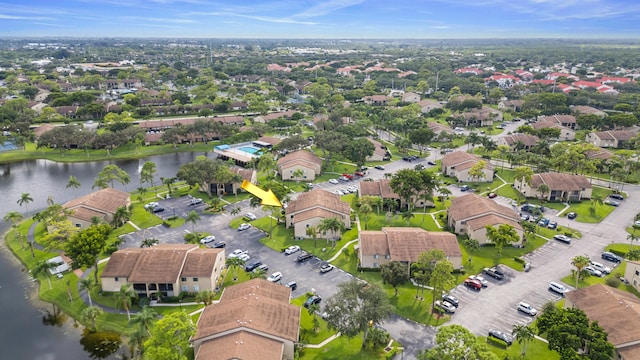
left=460, top=234, right=548, bottom=276
left=484, top=337, right=560, bottom=360
left=561, top=258, right=639, bottom=296
left=556, top=186, right=617, bottom=223
left=301, top=336, right=394, bottom=360
left=291, top=295, right=335, bottom=345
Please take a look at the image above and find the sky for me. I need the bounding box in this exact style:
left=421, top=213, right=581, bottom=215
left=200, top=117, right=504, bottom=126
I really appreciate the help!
left=1, top=0, right=639, bottom=39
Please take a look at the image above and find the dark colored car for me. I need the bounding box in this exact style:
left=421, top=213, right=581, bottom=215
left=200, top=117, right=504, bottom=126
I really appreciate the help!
left=303, top=295, right=321, bottom=308
left=244, top=260, right=263, bottom=272
left=212, top=241, right=226, bottom=248
left=152, top=206, right=165, bottom=213
left=567, top=212, right=577, bottom=220
left=488, top=329, right=513, bottom=346
left=483, top=267, right=504, bottom=280
left=285, top=281, right=297, bottom=291
left=605, top=199, right=620, bottom=207
left=602, top=251, right=622, bottom=263
left=427, top=161, right=436, bottom=166
left=442, top=294, right=459, bottom=307
left=464, top=278, right=482, bottom=290
left=297, top=252, right=314, bottom=263
left=609, top=193, right=624, bottom=201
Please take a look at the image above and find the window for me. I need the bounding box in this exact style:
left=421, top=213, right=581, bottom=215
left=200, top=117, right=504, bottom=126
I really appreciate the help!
left=181, top=277, right=187, bottom=282
left=193, top=285, right=199, bottom=292
left=114, top=277, right=119, bottom=282
left=193, top=278, right=198, bottom=282
left=181, top=286, right=188, bottom=292
left=374, top=254, right=379, bottom=259
left=636, top=270, right=639, bottom=276
left=385, top=255, right=390, bottom=259
left=373, top=263, right=378, bottom=268
left=75, top=223, right=81, bottom=228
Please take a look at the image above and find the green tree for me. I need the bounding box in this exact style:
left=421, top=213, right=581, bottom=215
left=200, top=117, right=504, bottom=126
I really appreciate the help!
left=226, top=256, right=246, bottom=281
left=64, top=223, right=111, bottom=284
left=322, top=280, right=393, bottom=347
left=571, top=255, right=591, bottom=289
left=317, top=217, right=345, bottom=247
left=4, top=211, right=25, bottom=248
left=512, top=324, right=535, bottom=357
left=342, top=138, right=375, bottom=169
left=112, top=206, right=131, bottom=228
left=390, top=169, right=438, bottom=213
left=31, top=259, right=60, bottom=290
left=195, top=290, right=215, bottom=306
left=93, top=164, right=131, bottom=190
left=143, top=311, right=196, bottom=360
left=116, top=284, right=137, bottom=321
left=17, top=192, right=33, bottom=216
left=468, top=160, right=487, bottom=182
left=358, top=202, right=373, bottom=230
left=430, top=259, right=456, bottom=310
left=140, top=161, right=157, bottom=190
left=129, top=306, right=159, bottom=336
left=409, top=128, right=435, bottom=155
left=185, top=210, right=201, bottom=234
left=485, top=224, right=520, bottom=256
left=513, top=166, right=534, bottom=200
left=141, top=238, right=159, bottom=248
left=81, top=306, right=104, bottom=331
left=306, top=225, right=318, bottom=248
left=66, top=175, right=81, bottom=196
left=80, top=329, right=122, bottom=360
left=380, top=261, right=409, bottom=296
left=418, top=324, right=498, bottom=360
left=79, top=277, right=97, bottom=307
left=176, top=156, right=241, bottom=197
left=537, top=183, right=550, bottom=201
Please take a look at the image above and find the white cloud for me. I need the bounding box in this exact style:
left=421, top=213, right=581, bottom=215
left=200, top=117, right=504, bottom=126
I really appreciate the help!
left=294, top=0, right=365, bottom=18
left=0, top=13, right=53, bottom=20
left=186, top=11, right=318, bottom=25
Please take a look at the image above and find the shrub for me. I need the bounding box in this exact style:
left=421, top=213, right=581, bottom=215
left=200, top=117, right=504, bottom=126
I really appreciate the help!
left=486, top=336, right=508, bottom=348
left=513, top=257, right=526, bottom=264
left=605, top=277, right=622, bottom=288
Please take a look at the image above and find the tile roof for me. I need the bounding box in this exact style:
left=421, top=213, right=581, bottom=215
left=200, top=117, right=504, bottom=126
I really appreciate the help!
left=442, top=151, right=492, bottom=170
left=286, top=189, right=350, bottom=217
left=193, top=279, right=300, bottom=342
left=359, top=179, right=399, bottom=199
left=293, top=207, right=344, bottom=223
left=360, top=227, right=461, bottom=262
left=539, top=114, right=576, bottom=125
left=63, top=188, right=130, bottom=217
left=565, top=284, right=640, bottom=347
left=448, top=193, right=520, bottom=223
left=465, top=214, right=522, bottom=232
left=530, top=173, right=591, bottom=192
left=196, top=331, right=284, bottom=360
left=531, top=121, right=563, bottom=130
left=181, top=249, right=224, bottom=277
left=592, top=129, right=639, bottom=142
left=501, top=133, right=540, bottom=147
left=277, top=150, right=322, bottom=168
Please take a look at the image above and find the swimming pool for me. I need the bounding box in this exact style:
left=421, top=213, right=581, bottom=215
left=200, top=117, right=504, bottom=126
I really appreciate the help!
left=238, top=146, right=261, bottom=155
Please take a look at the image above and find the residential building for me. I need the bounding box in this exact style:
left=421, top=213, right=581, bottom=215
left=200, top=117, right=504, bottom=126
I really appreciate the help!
left=418, top=99, right=443, bottom=114
left=447, top=194, right=523, bottom=245
left=497, top=133, right=540, bottom=151
left=426, top=121, right=454, bottom=136
left=359, top=227, right=462, bottom=269
left=363, top=95, right=392, bottom=106
left=498, top=100, right=524, bottom=112
left=451, top=107, right=502, bottom=127
left=514, top=172, right=592, bottom=201
left=571, top=105, right=607, bottom=117
left=624, top=261, right=640, bottom=293
left=254, top=110, right=297, bottom=123
left=285, top=189, right=350, bottom=239
left=441, top=151, right=494, bottom=183
left=537, top=114, right=577, bottom=130
left=359, top=179, right=432, bottom=211
left=401, top=92, right=421, bottom=103
left=585, top=129, right=639, bottom=149
left=191, top=279, right=300, bottom=360
left=531, top=121, right=575, bottom=141
left=565, top=284, right=640, bottom=360
left=101, top=244, right=225, bottom=298
left=276, top=150, right=323, bottom=181
left=209, top=167, right=257, bottom=196
left=63, top=188, right=130, bottom=228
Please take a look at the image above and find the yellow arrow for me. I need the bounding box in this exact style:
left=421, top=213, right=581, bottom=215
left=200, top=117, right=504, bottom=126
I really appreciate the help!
left=240, top=180, right=282, bottom=207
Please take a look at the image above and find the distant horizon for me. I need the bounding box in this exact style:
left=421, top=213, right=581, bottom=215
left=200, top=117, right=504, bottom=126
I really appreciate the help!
left=1, top=0, right=639, bottom=39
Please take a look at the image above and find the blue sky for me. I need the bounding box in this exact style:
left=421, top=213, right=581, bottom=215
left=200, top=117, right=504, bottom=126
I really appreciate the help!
left=1, top=0, right=639, bottom=39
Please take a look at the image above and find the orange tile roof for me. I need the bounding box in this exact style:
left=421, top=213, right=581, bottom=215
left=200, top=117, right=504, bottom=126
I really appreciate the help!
left=286, top=189, right=350, bottom=217
left=360, top=227, right=461, bottom=262
left=465, top=214, right=522, bottom=232
left=277, top=149, right=322, bottom=168
left=359, top=179, right=399, bottom=199
left=196, top=331, right=284, bottom=360
left=448, top=194, right=520, bottom=223
left=63, top=188, right=130, bottom=217
left=530, top=173, right=591, bottom=192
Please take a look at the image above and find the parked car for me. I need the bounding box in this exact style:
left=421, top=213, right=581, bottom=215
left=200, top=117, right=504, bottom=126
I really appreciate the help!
left=590, top=261, right=611, bottom=274
left=460, top=185, right=470, bottom=192
left=547, top=221, right=558, bottom=230
left=442, top=294, right=459, bottom=307
left=483, top=267, right=505, bottom=280
left=228, top=249, right=248, bottom=258
left=152, top=206, right=165, bottom=213
left=553, top=234, right=572, bottom=244
left=585, top=266, right=604, bottom=277
left=255, top=264, right=269, bottom=273
left=238, top=223, right=252, bottom=231
left=328, top=179, right=339, bottom=185
left=285, top=245, right=300, bottom=255
left=520, top=213, right=530, bottom=221
left=244, top=260, right=263, bottom=272
left=285, top=281, right=297, bottom=291
left=189, top=197, right=203, bottom=205
left=609, top=193, right=624, bottom=201
left=144, top=202, right=159, bottom=210
left=374, top=165, right=385, bottom=170
left=319, top=263, right=334, bottom=273
left=434, top=300, right=456, bottom=314
left=200, top=235, right=216, bottom=244
left=244, top=212, right=257, bottom=221
left=548, top=282, right=567, bottom=296
left=238, top=253, right=250, bottom=262
left=517, top=302, right=538, bottom=316
left=488, top=192, right=497, bottom=198
left=469, top=275, right=488, bottom=287
left=303, top=295, right=321, bottom=308
left=464, top=278, right=482, bottom=290
left=267, top=271, right=282, bottom=282
left=297, top=252, right=314, bottom=263
left=334, top=190, right=344, bottom=196
left=567, top=212, right=577, bottom=220
left=212, top=241, right=226, bottom=248
left=488, top=329, right=513, bottom=346
left=602, top=251, right=622, bottom=263
left=538, top=218, right=550, bottom=227
left=604, top=199, right=620, bottom=207
left=427, top=161, right=436, bottom=166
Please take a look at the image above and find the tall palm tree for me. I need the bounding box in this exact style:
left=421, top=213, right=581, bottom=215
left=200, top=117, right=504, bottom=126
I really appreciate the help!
left=4, top=211, right=24, bottom=247
left=571, top=255, right=591, bottom=289
left=66, top=175, right=81, bottom=196
left=249, top=269, right=267, bottom=280
left=185, top=210, right=201, bottom=234
left=317, top=217, right=345, bottom=247
left=306, top=225, right=318, bottom=248
left=358, top=203, right=372, bottom=230
left=32, top=260, right=59, bottom=290
left=226, top=257, right=246, bottom=281
left=512, top=324, right=535, bottom=357
left=116, top=284, right=137, bottom=321
left=129, top=306, right=158, bottom=336
left=17, top=192, right=33, bottom=216
left=292, top=168, right=304, bottom=183
left=81, top=306, right=104, bottom=331
left=140, top=238, right=159, bottom=248
left=194, top=291, right=215, bottom=306
left=79, top=277, right=96, bottom=307
left=627, top=232, right=639, bottom=248
left=112, top=206, right=131, bottom=228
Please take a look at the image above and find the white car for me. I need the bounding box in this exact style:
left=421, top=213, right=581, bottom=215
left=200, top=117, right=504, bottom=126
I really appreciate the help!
left=517, top=302, right=538, bottom=316
left=228, top=249, right=247, bottom=258
left=285, top=245, right=300, bottom=255
left=434, top=300, right=456, bottom=314
left=200, top=235, right=215, bottom=244
left=590, top=261, right=611, bottom=274
left=238, top=223, right=252, bottom=231
left=549, top=282, right=567, bottom=296
left=585, top=265, right=604, bottom=277
left=144, top=202, right=159, bottom=210
left=244, top=213, right=257, bottom=221
left=469, top=275, right=488, bottom=287
left=267, top=271, right=282, bottom=282
left=328, top=179, right=339, bottom=185
left=189, top=198, right=203, bottom=205
left=238, top=253, right=250, bottom=262
left=334, top=190, right=344, bottom=196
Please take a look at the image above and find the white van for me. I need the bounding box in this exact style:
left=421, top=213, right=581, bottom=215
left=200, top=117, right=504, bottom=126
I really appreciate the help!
left=548, top=282, right=567, bottom=296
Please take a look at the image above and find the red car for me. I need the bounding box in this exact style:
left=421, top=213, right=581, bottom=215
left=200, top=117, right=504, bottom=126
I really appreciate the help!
left=488, top=192, right=497, bottom=198
left=341, top=173, right=354, bottom=180
left=464, top=278, right=482, bottom=290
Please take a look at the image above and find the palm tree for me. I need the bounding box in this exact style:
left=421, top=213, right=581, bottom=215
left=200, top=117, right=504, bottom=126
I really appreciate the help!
left=32, top=260, right=59, bottom=290
left=292, top=168, right=304, bottom=183
left=185, top=210, right=201, bottom=234
left=627, top=232, right=639, bottom=248
left=401, top=210, right=414, bottom=225
left=358, top=203, right=372, bottom=230
left=249, top=269, right=267, bottom=279
left=140, top=238, right=159, bottom=248
left=512, top=324, right=535, bottom=357
left=317, top=217, right=345, bottom=247
left=195, top=290, right=215, bottom=306
left=17, top=192, right=33, bottom=216
left=66, top=175, right=81, bottom=196
left=129, top=306, right=158, bottom=336
left=112, top=206, right=131, bottom=228
left=4, top=211, right=24, bottom=247
left=230, top=207, right=241, bottom=217
left=371, top=196, right=383, bottom=215
left=571, top=255, right=591, bottom=289
left=307, top=302, right=321, bottom=331
left=537, top=184, right=550, bottom=202
left=226, top=256, right=246, bottom=281
left=79, top=277, right=96, bottom=307
left=81, top=306, right=104, bottom=331
left=116, top=284, right=137, bottom=321
left=306, top=225, right=318, bottom=248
